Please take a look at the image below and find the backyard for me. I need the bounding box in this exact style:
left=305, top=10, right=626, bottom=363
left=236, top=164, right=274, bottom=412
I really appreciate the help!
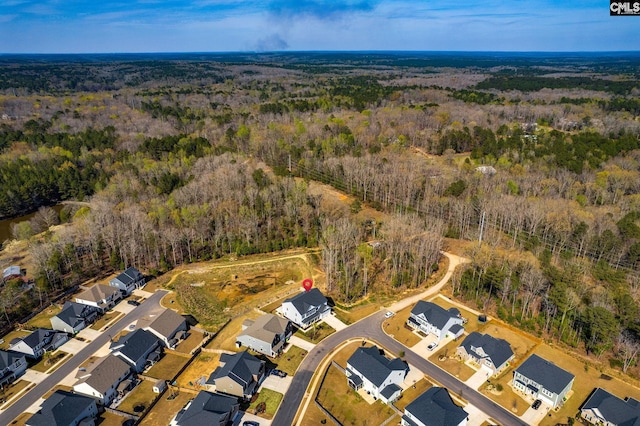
left=175, top=351, right=221, bottom=389
left=117, top=380, right=157, bottom=416
left=139, top=390, right=192, bottom=425
left=145, top=353, right=191, bottom=381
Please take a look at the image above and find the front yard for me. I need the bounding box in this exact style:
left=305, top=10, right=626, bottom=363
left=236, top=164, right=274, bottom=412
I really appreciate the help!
left=246, top=388, right=283, bottom=419
left=294, top=322, right=335, bottom=344
left=275, top=345, right=307, bottom=376
left=90, top=311, right=122, bottom=330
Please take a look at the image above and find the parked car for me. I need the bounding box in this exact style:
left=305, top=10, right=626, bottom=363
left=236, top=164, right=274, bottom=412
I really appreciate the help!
left=532, top=399, right=542, bottom=410
left=270, top=369, right=287, bottom=377
left=127, top=300, right=140, bottom=306
left=243, top=421, right=260, bottom=426
left=427, top=342, right=438, bottom=351
left=384, top=311, right=395, bottom=319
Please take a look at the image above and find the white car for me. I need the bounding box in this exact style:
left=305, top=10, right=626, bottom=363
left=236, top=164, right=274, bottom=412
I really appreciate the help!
left=384, top=311, right=395, bottom=319
left=427, top=342, right=438, bottom=351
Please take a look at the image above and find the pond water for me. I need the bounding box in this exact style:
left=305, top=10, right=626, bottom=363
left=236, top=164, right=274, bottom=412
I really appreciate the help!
left=0, top=204, right=64, bottom=244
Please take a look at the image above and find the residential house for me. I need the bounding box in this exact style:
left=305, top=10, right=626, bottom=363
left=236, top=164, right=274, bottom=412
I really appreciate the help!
left=236, top=314, right=292, bottom=357
left=346, top=345, right=409, bottom=404
left=512, top=354, right=575, bottom=408
left=73, top=355, right=133, bottom=406
left=456, top=332, right=514, bottom=376
left=206, top=350, right=265, bottom=400
left=109, top=267, right=145, bottom=296
left=9, top=328, right=68, bottom=359
left=407, top=301, right=465, bottom=341
left=170, top=390, right=240, bottom=426
left=2, top=265, right=23, bottom=281
left=75, top=284, right=122, bottom=313
left=139, top=309, right=188, bottom=349
left=110, top=328, right=162, bottom=373
left=50, top=302, right=99, bottom=335
left=0, top=350, right=27, bottom=387
left=277, top=288, right=331, bottom=329
left=580, top=387, right=640, bottom=426
left=26, top=390, right=98, bottom=426
left=401, top=387, right=468, bottom=426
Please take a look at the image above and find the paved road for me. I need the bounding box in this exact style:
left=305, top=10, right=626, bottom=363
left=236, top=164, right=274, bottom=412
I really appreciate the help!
left=0, top=290, right=168, bottom=425
left=273, top=253, right=528, bottom=426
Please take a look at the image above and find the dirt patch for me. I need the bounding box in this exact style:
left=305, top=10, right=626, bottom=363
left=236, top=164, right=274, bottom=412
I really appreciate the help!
left=175, top=352, right=220, bottom=389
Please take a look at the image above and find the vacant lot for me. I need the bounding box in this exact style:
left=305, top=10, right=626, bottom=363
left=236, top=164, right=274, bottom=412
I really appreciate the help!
left=175, top=351, right=220, bottom=389
left=276, top=345, right=308, bottom=376
left=90, top=311, right=122, bottom=330
left=146, top=353, right=191, bottom=381
left=480, top=373, right=530, bottom=416
left=315, top=363, right=398, bottom=426
left=140, top=390, right=192, bottom=426
left=157, top=250, right=319, bottom=330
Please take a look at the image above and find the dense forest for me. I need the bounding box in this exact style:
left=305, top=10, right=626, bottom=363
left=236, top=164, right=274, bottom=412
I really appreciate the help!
left=0, top=52, right=639, bottom=375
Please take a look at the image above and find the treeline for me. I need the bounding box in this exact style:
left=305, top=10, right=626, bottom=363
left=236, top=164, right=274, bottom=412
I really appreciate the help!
left=476, top=75, right=638, bottom=94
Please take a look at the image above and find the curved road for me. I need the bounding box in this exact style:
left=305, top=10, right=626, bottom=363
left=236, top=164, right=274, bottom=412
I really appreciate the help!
left=0, top=290, right=168, bottom=425
left=274, top=253, right=528, bottom=426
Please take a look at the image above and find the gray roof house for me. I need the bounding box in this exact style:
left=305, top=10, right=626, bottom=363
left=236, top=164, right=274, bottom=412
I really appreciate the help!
left=407, top=301, right=464, bottom=341
left=0, top=350, right=27, bottom=387
left=140, top=309, right=188, bottom=348
left=75, top=284, right=122, bottom=313
left=206, top=350, right=265, bottom=400
left=9, top=328, right=68, bottom=359
left=236, top=314, right=292, bottom=358
left=401, top=387, right=468, bottom=426
left=456, top=332, right=514, bottom=376
left=170, top=390, right=240, bottom=426
left=346, top=345, right=409, bottom=404
left=110, top=328, right=162, bottom=373
left=50, top=302, right=99, bottom=335
left=580, top=387, right=640, bottom=426
left=26, top=390, right=98, bottom=426
left=513, top=354, right=575, bottom=408
left=73, top=355, right=133, bottom=406
left=109, top=267, right=145, bottom=295
left=277, top=288, right=331, bottom=329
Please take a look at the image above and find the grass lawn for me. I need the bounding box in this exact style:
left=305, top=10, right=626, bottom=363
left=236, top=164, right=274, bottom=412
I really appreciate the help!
left=0, top=330, right=30, bottom=350
left=247, top=388, right=283, bottom=419
left=294, top=322, right=335, bottom=344
left=205, top=310, right=263, bottom=352
left=333, top=300, right=380, bottom=325
left=7, top=411, right=30, bottom=425
left=173, top=330, right=204, bottom=354
left=316, top=364, right=398, bottom=426
left=118, top=380, right=157, bottom=415
left=299, top=399, right=333, bottom=425
left=382, top=305, right=422, bottom=348
left=394, top=378, right=433, bottom=411
left=90, top=312, right=122, bottom=330
left=479, top=373, right=530, bottom=416
left=480, top=323, right=539, bottom=360
left=432, top=342, right=476, bottom=382
left=25, top=305, right=62, bottom=329
left=535, top=343, right=640, bottom=426
left=145, top=353, right=190, bottom=381
left=29, top=350, right=68, bottom=373
left=0, top=380, right=32, bottom=406
left=331, top=341, right=366, bottom=366
left=175, top=352, right=220, bottom=388
left=97, top=410, right=130, bottom=426
left=260, top=294, right=292, bottom=314
left=275, top=345, right=308, bottom=376
left=140, top=391, right=192, bottom=425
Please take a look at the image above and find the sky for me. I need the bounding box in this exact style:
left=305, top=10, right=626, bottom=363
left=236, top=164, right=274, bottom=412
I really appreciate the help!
left=0, top=0, right=637, bottom=53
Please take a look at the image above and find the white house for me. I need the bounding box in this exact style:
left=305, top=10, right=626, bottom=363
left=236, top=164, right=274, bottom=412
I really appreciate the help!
left=50, top=302, right=98, bottom=335
left=407, top=301, right=464, bottom=341
left=580, top=387, right=640, bottom=426
left=75, top=284, right=122, bottom=313
left=109, top=267, right=145, bottom=295
left=9, top=328, right=68, bottom=359
left=401, top=387, right=468, bottom=426
left=73, top=355, right=133, bottom=406
left=512, top=354, right=574, bottom=408
left=236, top=314, right=292, bottom=358
left=0, top=350, right=27, bottom=387
left=456, top=332, right=514, bottom=376
left=346, top=345, right=408, bottom=404
left=277, top=288, right=331, bottom=329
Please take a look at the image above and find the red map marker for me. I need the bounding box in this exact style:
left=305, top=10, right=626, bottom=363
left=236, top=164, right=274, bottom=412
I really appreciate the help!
left=302, top=278, right=313, bottom=292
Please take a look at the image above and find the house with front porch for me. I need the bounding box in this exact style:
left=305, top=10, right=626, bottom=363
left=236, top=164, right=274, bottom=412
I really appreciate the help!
left=9, top=328, right=68, bottom=359
left=456, top=332, right=514, bottom=376
left=401, top=387, right=468, bottom=426
left=206, top=350, right=265, bottom=400
left=50, top=302, right=99, bottom=335
left=277, top=288, right=331, bottom=329
left=0, top=350, right=27, bottom=387
left=512, top=354, right=574, bottom=408
left=109, top=267, right=145, bottom=296
left=407, top=301, right=464, bottom=341
left=110, top=328, right=162, bottom=373
left=346, top=345, right=409, bottom=404
left=73, top=355, right=133, bottom=406
left=75, top=284, right=122, bottom=313
left=580, top=387, right=640, bottom=426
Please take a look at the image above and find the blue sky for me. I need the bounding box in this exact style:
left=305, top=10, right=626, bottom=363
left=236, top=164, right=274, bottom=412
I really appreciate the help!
left=0, top=0, right=636, bottom=53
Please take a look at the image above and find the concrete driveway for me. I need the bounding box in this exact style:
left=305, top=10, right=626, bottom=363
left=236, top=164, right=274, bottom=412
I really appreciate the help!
left=288, top=336, right=315, bottom=352
left=323, top=313, right=347, bottom=331
left=260, top=374, right=293, bottom=394
left=465, top=402, right=492, bottom=426
left=62, top=337, right=90, bottom=354
left=466, top=368, right=490, bottom=390
left=520, top=401, right=551, bottom=425
left=234, top=411, right=271, bottom=426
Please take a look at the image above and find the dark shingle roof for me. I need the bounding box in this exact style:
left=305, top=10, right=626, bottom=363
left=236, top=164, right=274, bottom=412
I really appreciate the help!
left=75, top=355, right=131, bottom=395
left=581, top=387, right=640, bottom=426
left=175, top=391, right=238, bottom=426
left=0, top=350, right=25, bottom=370
left=110, top=329, right=160, bottom=363
left=410, top=301, right=459, bottom=329
left=144, top=309, right=186, bottom=340
left=55, top=302, right=96, bottom=328
left=403, top=387, right=468, bottom=426
left=26, top=390, right=96, bottom=426
left=18, top=329, right=64, bottom=350
left=207, top=351, right=263, bottom=389
left=347, top=346, right=407, bottom=387
left=113, top=267, right=143, bottom=286
left=284, top=288, right=328, bottom=315
left=459, top=332, right=514, bottom=368
left=380, top=383, right=402, bottom=400
left=515, top=354, right=574, bottom=394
